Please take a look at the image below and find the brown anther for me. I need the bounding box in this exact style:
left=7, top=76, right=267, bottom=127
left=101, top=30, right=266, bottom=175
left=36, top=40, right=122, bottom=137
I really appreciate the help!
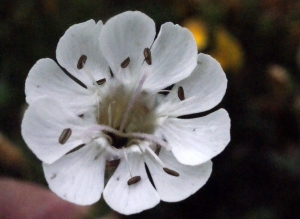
left=96, top=78, right=106, bottom=85
left=163, top=167, right=179, bottom=177
left=121, top=57, right=130, bottom=68
left=155, top=145, right=161, bottom=156
left=127, top=176, right=141, bottom=186
left=143, top=48, right=152, bottom=65
left=77, top=55, right=87, bottom=69
left=59, top=128, right=72, bottom=144
left=177, top=86, right=185, bottom=101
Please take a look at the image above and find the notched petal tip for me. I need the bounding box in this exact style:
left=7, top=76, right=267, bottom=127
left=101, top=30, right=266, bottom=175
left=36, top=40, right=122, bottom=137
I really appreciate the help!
left=99, top=10, right=156, bottom=80
left=142, top=21, right=197, bottom=92
left=56, top=19, right=109, bottom=86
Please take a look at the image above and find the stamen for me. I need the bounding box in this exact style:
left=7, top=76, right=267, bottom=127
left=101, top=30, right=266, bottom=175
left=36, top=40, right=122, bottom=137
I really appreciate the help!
left=76, top=55, right=103, bottom=94
left=96, top=78, right=106, bottom=85
left=163, top=167, right=180, bottom=177
left=121, top=57, right=130, bottom=68
left=145, top=146, right=165, bottom=167
left=59, top=128, right=72, bottom=144
left=77, top=55, right=87, bottom=69
left=143, top=48, right=152, bottom=65
left=145, top=145, right=179, bottom=177
left=127, top=176, right=141, bottom=186
left=177, top=86, right=185, bottom=100
left=122, top=147, right=133, bottom=177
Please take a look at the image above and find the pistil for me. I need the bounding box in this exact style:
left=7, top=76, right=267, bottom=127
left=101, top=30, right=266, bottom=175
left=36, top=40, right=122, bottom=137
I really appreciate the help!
left=118, top=47, right=153, bottom=132
left=77, top=54, right=104, bottom=93
left=119, top=70, right=149, bottom=132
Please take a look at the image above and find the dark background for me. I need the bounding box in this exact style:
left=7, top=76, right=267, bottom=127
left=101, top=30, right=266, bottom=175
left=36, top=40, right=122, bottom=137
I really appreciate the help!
left=1, top=0, right=300, bottom=218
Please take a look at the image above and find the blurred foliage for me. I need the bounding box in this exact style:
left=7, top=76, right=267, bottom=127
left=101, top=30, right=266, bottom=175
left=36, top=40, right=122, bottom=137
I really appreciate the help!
left=1, top=0, right=300, bottom=218
left=182, top=18, right=208, bottom=51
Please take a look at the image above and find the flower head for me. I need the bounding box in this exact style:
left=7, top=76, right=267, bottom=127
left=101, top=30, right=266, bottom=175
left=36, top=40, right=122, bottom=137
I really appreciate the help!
left=21, top=11, right=230, bottom=215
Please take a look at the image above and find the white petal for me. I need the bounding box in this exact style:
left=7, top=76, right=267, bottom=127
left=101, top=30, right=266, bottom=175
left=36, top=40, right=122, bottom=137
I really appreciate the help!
left=144, top=148, right=212, bottom=202
left=103, top=147, right=160, bottom=215
left=142, top=22, right=197, bottom=92
left=161, top=109, right=230, bottom=166
left=56, top=20, right=110, bottom=87
left=156, top=53, right=227, bottom=116
left=99, top=11, right=155, bottom=82
left=21, top=97, right=94, bottom=164
left=25, top=58, right=97, bottom=114
left=43, top=141, right=106, bottom=205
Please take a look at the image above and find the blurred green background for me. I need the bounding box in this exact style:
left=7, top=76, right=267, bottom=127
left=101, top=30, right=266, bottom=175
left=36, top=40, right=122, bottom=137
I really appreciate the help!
left=1, top=0, right=300, bottom=218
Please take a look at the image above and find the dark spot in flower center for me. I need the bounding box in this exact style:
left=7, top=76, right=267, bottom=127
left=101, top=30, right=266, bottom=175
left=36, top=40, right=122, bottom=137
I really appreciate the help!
left=107, top=131, right=130, bottom=149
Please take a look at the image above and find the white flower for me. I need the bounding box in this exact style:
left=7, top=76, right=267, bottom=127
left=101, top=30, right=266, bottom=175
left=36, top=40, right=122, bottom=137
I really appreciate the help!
left=21, top=11, right=230, bottom=215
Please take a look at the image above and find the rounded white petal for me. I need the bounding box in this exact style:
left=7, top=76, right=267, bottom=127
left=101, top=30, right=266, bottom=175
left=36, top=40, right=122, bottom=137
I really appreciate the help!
left=99, top=11, right=155, bottom=82
left=144, top=148, right=212, bottom=202
left=142, top=22, right=197, bottom=92
left=103, top=147, right=160, bottom=215
left=56, top=20, right=110, bottom=87
left=156, top=53, right=227, bottom=116
left=21, top=97, right=94, bottom=164
left=25, top=58, right=97, bottom=114
left=161, top=109, right=230, bottom=166
left=43, top=141, right=106, bottom=205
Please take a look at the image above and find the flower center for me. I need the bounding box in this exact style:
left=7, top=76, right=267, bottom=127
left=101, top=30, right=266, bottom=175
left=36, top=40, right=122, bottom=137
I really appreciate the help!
left=70, top=48, right=179, bottom=187
left=78, top=48, right=161, bottom=151
left=78, top=51, right=171, bottom=151
left=98, top=85, right=156, bottom=149
left=100, top=87, right=155, bottom=133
